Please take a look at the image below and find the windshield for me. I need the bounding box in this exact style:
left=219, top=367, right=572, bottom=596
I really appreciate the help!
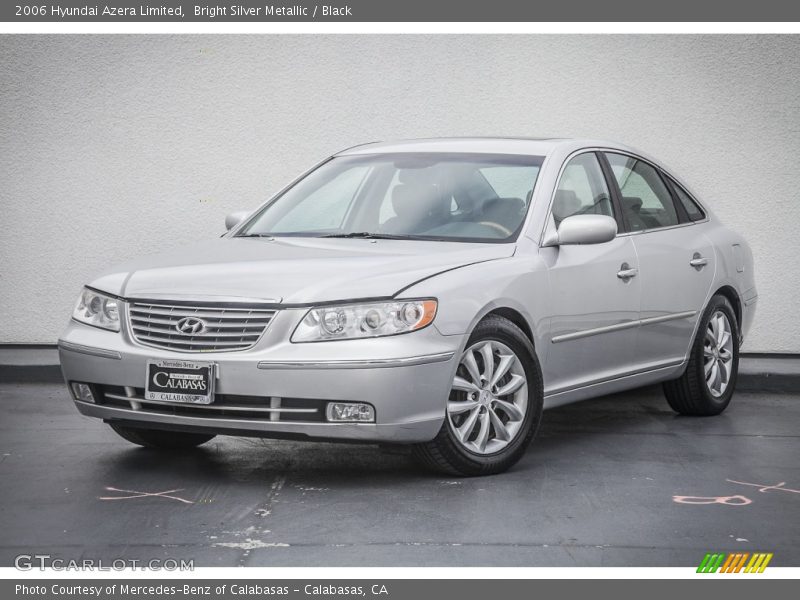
left=237, top=152, right=544, bottom=242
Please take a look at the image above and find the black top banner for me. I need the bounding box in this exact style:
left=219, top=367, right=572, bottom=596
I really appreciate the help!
left=3, top=0, right=800, bottom=22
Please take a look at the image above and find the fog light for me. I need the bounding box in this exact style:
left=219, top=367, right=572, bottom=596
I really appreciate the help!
left=70, top=382, right=95, bottom=403
left=326, top=402, right=375, bottom=422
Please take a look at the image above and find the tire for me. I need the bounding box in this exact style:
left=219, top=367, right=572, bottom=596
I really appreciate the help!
left=663, top=294, right=740, bottom=416
left=109, top=423, right=216, bottom=449
left=413, top=316, right=544, bottom=476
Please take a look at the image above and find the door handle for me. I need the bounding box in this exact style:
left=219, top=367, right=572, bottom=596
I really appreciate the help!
left=617, top=263, right=638, bottom=280
left=689, top=253, right=708, bottom=268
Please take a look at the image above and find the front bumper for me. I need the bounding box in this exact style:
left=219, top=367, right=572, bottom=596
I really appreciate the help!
left=59, top=308, right=464, bottom=444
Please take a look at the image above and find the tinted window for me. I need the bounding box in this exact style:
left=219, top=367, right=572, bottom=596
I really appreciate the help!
left=239, top=153, right=543, bottom=243
left=669, top=178, right=706, bottom=221
left=552, top=153, right=613, bottom=228
left=481, top=166, right=538, bottom=200
left=605, top=153, right=679, bottom=231
left=269, top=167, right=369, bottom=233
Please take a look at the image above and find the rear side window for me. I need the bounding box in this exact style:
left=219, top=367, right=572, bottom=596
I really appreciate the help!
left=605, top=153, right=679, bottom=232
left=669, top=178, right=706, bottom=221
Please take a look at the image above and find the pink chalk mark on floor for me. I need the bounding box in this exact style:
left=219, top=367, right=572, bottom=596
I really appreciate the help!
left=672, top=494, right=752, bottom=506
left=726, top=479, right=800, bottom=495
left=99, top=486, right=194, bottom=504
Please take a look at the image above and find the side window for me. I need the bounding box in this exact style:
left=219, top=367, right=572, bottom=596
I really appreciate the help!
left=669, top=177, right=706, bottom=221
left=552, top=153, right=613, bottom=228
left=605, top=153, right=679, bottom=231
left=270, top=166, right=369, bottom=233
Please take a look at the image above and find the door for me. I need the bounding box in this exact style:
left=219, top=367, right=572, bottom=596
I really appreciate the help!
left=541, top=152, right=642, bottom=394
left=604, top=152, right=715, bottom=368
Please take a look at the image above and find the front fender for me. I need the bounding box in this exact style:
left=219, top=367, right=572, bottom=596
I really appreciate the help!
left=397, top=251, right=551, bottom=364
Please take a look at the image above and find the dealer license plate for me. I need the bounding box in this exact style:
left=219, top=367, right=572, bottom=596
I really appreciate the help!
left=145, top=359, right=215, bottom=404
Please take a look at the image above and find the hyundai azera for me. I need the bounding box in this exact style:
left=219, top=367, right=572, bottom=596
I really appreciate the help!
left=59, top=138, right=756, bottom=475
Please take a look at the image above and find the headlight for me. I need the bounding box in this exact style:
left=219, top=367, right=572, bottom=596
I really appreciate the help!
left=72, top=288, right=120, bottom=332
left=291, top=299, right=437, bottom=342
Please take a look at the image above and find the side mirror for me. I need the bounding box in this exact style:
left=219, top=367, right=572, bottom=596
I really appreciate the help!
left=225, top=211, right=250, bottom=231
left=554, top=214, right=617, bottom=245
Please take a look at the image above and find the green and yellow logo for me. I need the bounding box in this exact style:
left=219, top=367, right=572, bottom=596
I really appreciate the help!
left=697, top=552, right=773, bottom=573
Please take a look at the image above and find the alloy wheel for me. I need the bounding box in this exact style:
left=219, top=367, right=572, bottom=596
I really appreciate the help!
left=704, top=310, right=734, bottom=398
left=447, top=340, right=528, bottom=454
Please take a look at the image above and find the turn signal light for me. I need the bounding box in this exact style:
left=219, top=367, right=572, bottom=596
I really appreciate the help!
left=70, top=382, right=95, bottom=403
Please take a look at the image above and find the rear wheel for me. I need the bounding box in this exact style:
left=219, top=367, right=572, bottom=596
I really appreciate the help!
left=109, top=423, right=216, bottom=449
left=413, top=316, right=543, bottom=476
left=663, top=294, right=739, bottom=416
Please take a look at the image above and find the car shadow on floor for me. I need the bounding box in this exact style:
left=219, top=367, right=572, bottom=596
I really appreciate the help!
left=91, top=384, right=701, bottom=487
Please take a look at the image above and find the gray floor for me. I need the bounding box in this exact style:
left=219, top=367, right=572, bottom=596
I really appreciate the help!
left=0, top=382, right=798, bottom=567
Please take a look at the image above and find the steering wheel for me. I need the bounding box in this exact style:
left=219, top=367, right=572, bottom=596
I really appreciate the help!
left=478, top=221, right=513, bottom=237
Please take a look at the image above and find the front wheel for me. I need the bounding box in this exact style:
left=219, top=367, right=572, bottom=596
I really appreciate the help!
left=663, top=294, right=740, bottom=416
left=109, top=423, right=216, bottom=449
left=413, top=316, right=544, bottom=476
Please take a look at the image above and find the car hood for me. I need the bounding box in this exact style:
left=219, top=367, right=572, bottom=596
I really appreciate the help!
left=89, top=237, right=516, bottom=304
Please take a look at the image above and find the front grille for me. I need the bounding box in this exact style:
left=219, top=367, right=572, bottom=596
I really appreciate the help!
left=128, top=301, right=277, bottom=352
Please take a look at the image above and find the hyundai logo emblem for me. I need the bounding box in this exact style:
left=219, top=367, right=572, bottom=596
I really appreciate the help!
left=175, top=317, right=207, bottom=335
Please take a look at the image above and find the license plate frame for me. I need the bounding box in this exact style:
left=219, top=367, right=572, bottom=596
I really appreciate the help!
left=145, top=359, right=216, bottom=405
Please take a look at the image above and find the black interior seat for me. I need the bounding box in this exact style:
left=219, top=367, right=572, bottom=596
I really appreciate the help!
left=621, top=196, right=649, bottom=231
left=481, top=197, right=525, bottom=232
left=382, top=183, right=447, bottom=234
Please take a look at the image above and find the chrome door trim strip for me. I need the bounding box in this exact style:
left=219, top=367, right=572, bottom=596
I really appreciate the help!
left=57, top=340, right=122, bottom=360
left=551, top=319, right=639, bottom=343
left=257, top=351, right=455, bottom=370
left=639, top=310, right=697, bottom=326
left=537, top=146, right=709, bottom=246
left=551, top=310, right=696, bottom=344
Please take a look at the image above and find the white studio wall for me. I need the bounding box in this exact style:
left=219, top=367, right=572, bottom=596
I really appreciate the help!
left=1, top=35, right=798, bottom=351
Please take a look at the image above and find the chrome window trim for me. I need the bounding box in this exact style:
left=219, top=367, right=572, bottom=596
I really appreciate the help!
left=538, top=147, right=709, bottom=246
left=538, top=147, right=615, bottom=246
left=600, top=148, right=710, bottom=228
left=662, top=173, right=708, bottom=224
left=615, top=220, right=708, bottom=238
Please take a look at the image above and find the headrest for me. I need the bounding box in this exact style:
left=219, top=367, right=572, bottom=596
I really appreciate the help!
left=552, top=189, right=581, bottom=220
left=483, top=197, right=525, bottom=214
left=622, top=196, right=643, bottom=212
left=392, top=184, right=442, bottom=218
left=398, top=168, right=435, bottom=184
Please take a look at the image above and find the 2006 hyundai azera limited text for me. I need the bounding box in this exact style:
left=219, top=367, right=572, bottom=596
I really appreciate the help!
left=59, top=138, right=757, bottom=475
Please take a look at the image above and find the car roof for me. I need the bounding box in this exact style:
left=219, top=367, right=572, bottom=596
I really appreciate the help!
left=334, top=137, right=637, bottom=157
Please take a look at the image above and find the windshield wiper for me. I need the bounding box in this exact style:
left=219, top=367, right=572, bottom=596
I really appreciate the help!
left=320, top=232, right=416, bottom=240
left=237, top=233, right=275, bottom=238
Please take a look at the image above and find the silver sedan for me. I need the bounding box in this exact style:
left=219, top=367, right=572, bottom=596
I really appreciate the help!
left=59, top=138, right=757, bottom=475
